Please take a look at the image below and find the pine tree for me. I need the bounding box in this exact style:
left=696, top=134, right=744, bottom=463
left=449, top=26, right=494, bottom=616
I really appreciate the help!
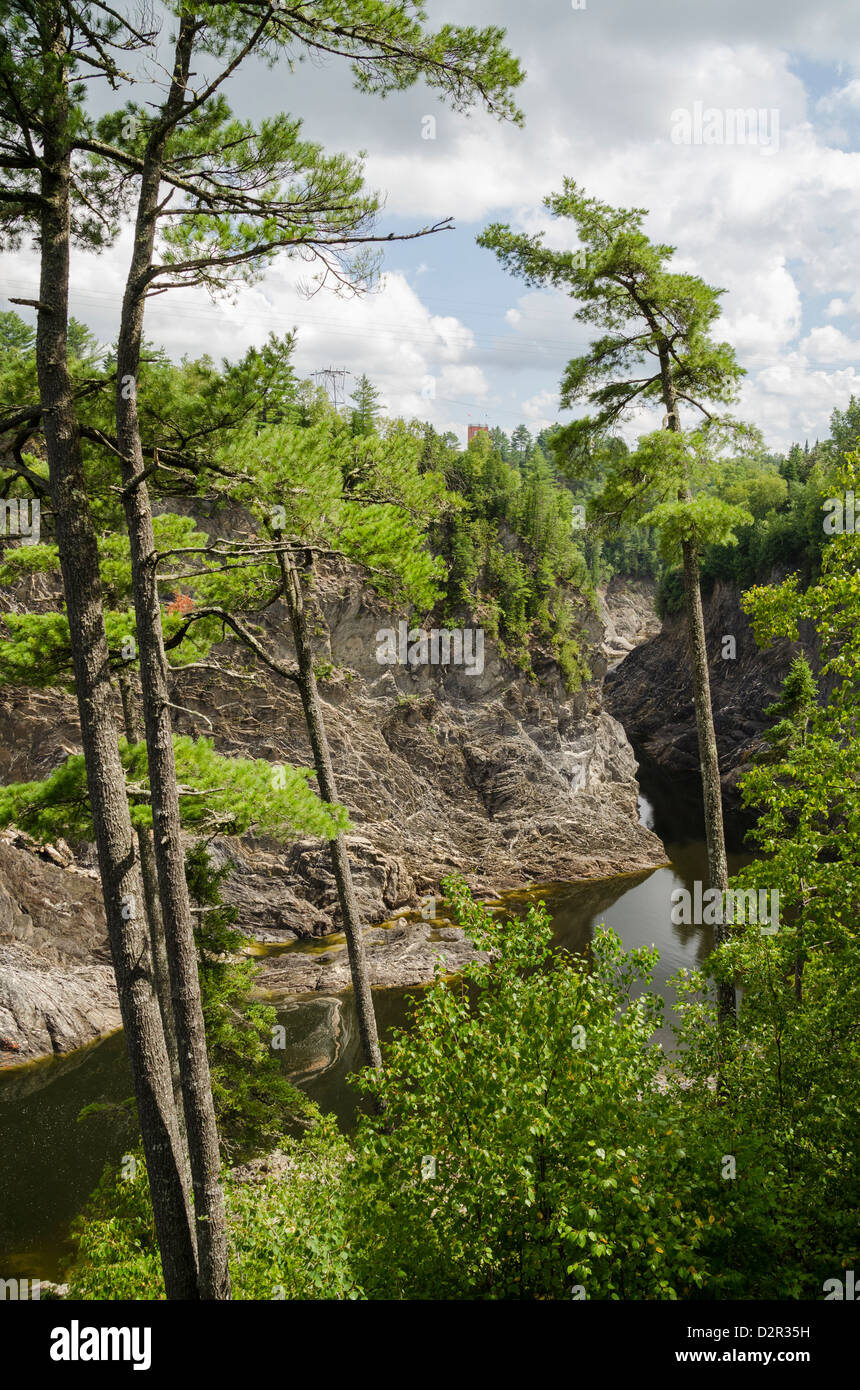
left=92, top=0, right=524, bottom=1122
left=480, top=181, right=758, bottom=1025
left=2, top=0, right=523, bottom=1292
left=510, top=423, right=532, bottom=464
left=762, top=654, right=818, bottom=761
left=349, top=374, right=383, bottom=436
left=0, top=0, right=199, bottom=1299
left=489, top=426, right=510, bottom=460
left=160, top=414, right=450, bottom=1073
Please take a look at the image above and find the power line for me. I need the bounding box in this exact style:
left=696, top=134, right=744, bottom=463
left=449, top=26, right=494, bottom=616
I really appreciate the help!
left=0, top=280, right=598, bottom=360
left=3, top=278, right=851, bottom=373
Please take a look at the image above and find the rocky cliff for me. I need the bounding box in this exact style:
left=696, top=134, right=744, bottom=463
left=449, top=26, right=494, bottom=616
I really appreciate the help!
left=0, top=834, right=121, bottom=1061
left=599, top=576, right=662, bottom=669
left=605, top=576, right=808, bottom=803
left=0, top=563, right=667, bottom=1061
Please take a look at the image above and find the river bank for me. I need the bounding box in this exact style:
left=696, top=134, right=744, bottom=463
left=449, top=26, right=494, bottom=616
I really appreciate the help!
left=0, top=755, right=754, bottom=1280
left=0, top=566, right=668, bottom=1063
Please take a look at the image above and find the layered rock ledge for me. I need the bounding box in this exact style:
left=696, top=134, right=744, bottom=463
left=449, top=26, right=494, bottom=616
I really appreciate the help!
left=0, top=565, right=667, bottom=1060
left=605, top=576, right=810, bottom=803
left=0, top=836, right=121, bottom=1061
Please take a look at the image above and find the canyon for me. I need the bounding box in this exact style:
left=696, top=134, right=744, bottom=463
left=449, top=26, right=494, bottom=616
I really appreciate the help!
left=0, top=568, right=795, bottom=1063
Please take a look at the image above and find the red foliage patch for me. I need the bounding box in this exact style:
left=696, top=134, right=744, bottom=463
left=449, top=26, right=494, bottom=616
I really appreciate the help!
left=166, top=591, right=195, bottom=617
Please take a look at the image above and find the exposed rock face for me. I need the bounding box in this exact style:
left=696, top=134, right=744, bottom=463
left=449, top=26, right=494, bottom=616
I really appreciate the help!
left=0, top=561, right=667, bottom=1060
left=167, top=561, right=666, bottom=937
left=0, top=836, right=121, bottom=1062
left=605, top=577, right=808, bottom=801
left=256, top=920, right=491, bottom=996
left=600, top=577, right=662, bottom=669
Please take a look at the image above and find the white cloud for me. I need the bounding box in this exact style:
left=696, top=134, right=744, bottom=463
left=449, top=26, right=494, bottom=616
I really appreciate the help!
left=817, top=77, right=860, bottom=116
left=0, top=233, right=489, bottom=444
left=799, top=325, right=860, bottom=363
left=520, top=389, right=558, bottom=428
left=4, top=6, right=860, bottom=454
left=739, top=356, right=860, bottom=444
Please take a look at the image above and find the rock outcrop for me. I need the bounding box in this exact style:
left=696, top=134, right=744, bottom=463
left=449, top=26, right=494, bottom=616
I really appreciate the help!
left=256, top=919, right=492, bottom=996
left=163, top=560, right=666, bottom=936
left=600, top=576, right=662, bottom=669
left=0, top=835, right=121, bottom=1061
left=605, top=577, right=808, bottom=802
left=0, top=561, right=667, bottom=1060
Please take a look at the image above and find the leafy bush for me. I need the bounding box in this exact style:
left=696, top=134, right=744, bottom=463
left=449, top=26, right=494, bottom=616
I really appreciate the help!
left=64, top=1119, right=358, bottom=1300
left=343, top=876, right=710, bottom=1300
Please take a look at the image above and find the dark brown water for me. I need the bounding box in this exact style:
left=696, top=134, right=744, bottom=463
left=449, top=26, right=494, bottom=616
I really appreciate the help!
left=0, top=764, right=753, bottom=1279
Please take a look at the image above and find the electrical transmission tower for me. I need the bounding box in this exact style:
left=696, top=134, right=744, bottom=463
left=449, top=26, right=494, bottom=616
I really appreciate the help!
left=311, top=366, right=350, bottom=410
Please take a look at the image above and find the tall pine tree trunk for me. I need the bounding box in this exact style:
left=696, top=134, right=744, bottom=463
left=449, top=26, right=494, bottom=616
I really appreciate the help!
left=659, top=349, right=735, bottom=1024
left=679, top=537, right=735, bottom=1023
left=118, top=668, right=188, bottom=1167
left=277, top=547, right=382, bottom=1068
left=678, top=540, right=729, bottom=896
left=34, top=8, right=198, bottom=1298
left=116, top=339, right=230, bottom=1305
left=113, top=17, right=231, bottom=1298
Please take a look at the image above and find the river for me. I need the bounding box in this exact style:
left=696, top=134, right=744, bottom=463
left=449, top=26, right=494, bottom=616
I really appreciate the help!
left=0, top=763, right=753, bottom=1280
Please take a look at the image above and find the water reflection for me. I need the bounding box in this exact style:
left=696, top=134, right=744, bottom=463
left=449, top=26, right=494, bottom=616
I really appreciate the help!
left=278, top=985, right=430, bottom=1131
left=503, top=839, right=750, bottom=1048
left=0, top=759, right=753, bottom=1275
left=0, top=1032, right=134, bottom=1280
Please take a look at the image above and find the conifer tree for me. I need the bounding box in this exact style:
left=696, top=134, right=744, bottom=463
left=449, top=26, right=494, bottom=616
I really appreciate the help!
left=349, top=374, right=383, bottom=437
left=510, top=423, right=532, bottom=464
left=0, top=1, right=204, bottom=1298
left=762, top=654, right=818, bottom=762
left=160, top=413, right=450, bottom=1071
left=89, top=4, right=523, bottom=1100
left=1, top=0, right=523, bottom=1294
left=480, top=182, right=758, bottom=1023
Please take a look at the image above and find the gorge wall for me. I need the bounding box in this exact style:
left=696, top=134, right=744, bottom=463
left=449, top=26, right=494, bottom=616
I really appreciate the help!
left=605, top=576, right=809, bottom=805
left=0, top=565, right=666, bottom=1061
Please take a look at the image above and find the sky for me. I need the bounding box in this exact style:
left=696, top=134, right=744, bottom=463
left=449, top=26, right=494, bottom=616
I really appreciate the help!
left=5, top=0, right=860, bottom=450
